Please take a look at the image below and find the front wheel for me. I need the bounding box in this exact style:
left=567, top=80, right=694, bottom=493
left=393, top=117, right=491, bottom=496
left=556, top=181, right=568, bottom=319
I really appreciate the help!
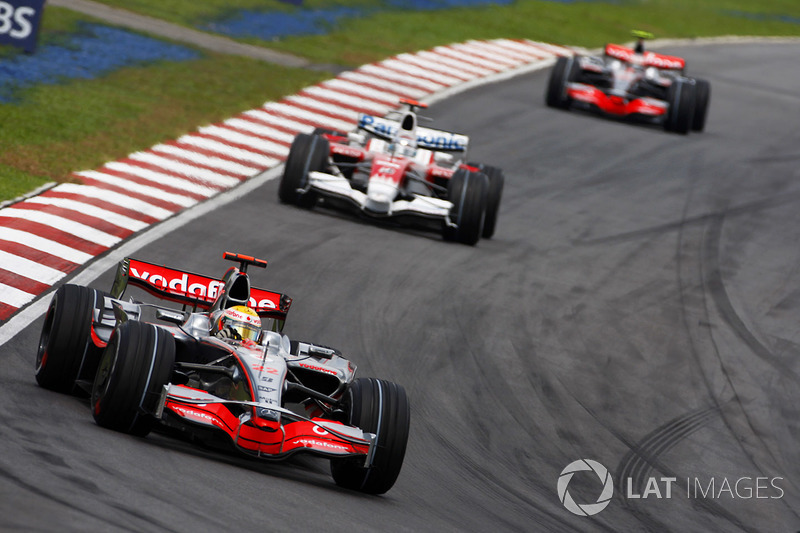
left=691, top=78, right=711, bottom=132
left=279, top=133, right=329, bottom=208
left=35, top=284, right=108, bottom=395
left=664, top=79, right=696, bottom=135
left=91, top=321, right=175, bottom=437
left=330, top=378, right=410, bottom=494
left=470, top=164, right=504, bottom=239
left=545, top=55, right=578, bottom=109
left=443, top=169, right=488, bottom=246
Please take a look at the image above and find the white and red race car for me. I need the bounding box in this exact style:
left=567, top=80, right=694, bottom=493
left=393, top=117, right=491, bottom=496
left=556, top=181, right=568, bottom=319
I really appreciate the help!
left=35, top=252, right=410, bottom=494
left=279, top=99, right=504, bottom=245
left=546, top=35, right=710, bottom=134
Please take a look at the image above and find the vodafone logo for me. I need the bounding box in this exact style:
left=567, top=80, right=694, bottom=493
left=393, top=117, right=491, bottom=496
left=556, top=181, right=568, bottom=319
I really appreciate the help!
left=557, top=459, right=613, bottom=516
left=129, top=263, right=277, bottom=310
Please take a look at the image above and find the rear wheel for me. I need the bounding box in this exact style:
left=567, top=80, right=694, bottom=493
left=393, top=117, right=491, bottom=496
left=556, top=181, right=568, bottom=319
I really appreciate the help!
left=443, top=169, right=488, bottom=246
left=546, top=55, right=578, bottom=109
left=330, top=378, right=410, bottom=494
left=91, top=321, right=175, bottom=437
left=279, top=133, right=329, bottom=208
left=664, top=79, right=696, bottom=135
left=691, top=78, right=711, bottom=132
left=35, top=284, right=108, bottom=395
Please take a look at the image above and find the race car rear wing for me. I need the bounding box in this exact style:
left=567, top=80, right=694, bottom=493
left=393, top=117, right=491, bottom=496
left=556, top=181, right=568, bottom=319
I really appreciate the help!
left=110, top=257, right=292, bottom=323
left=357, top=114, right=469, bottom=153
left=604, top=43, right=685, bottom=71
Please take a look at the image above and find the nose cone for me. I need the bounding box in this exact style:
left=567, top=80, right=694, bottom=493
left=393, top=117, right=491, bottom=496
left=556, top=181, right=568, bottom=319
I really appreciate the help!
left=365, top=181, right=397, bottom=213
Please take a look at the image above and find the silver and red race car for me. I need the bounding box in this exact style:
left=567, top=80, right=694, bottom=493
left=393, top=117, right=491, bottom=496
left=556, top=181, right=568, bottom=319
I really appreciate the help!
left=35, top=252, right=410, bottom=494
left=546, top=32, right=710, bottom=134
left=278, top=98, right=504, bottom=246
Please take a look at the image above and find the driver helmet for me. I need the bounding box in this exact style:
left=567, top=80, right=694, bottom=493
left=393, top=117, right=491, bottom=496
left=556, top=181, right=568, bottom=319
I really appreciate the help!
left=214, top=305, right=261, bottom=342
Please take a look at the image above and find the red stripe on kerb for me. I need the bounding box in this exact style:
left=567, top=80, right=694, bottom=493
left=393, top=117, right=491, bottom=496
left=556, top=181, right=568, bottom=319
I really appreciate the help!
left=295, top=89, right=380, bottom=116
left=75, top=174, right=187, bottom=213
left=337, top=74, right=423, bottom=99
left=395, top=56, right=474, bottom=82
left=0, top=239, right=80, bottom=272
left=318, top=82, right=399, bottom=107
left=447, top=44, right=518, bottom=67
left=416, top=52, right=496, bottom=77
left=490, top=40, right=551, bottom=60
left=436, top=45, right=508, bottom=71
left=94, top=165, right=211, bottom=201
left=279, top=99, right=355, bottom=124
left=478, top=41, right=546, bottom=61
left=233, top=112, right=307, bottom=138
left=190, top=131, right=287, bottom=159
left=0, top=267, right=50, bottom=295
left=375, top=62, right=455, bottom=88
left=0, top=217, right=107, bottom=256
left=359, top=64, right=444, bottom=92
left=0, top=302, right=17, bottom=321
left=41, top=190, right=160, bottom=225
left=8, top=203, right=136, bottom=240
left=210, top=123, right=293, bottom=149
left=131, top=146, right=251, bottom=180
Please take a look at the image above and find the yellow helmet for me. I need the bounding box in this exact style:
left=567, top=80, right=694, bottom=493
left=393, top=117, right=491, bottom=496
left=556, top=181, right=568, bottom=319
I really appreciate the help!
left=215, top=305, right=261, bottom=342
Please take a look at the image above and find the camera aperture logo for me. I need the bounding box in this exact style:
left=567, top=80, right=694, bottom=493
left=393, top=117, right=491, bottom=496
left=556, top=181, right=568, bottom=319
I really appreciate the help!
left=557, top=459, right=614, bottom=516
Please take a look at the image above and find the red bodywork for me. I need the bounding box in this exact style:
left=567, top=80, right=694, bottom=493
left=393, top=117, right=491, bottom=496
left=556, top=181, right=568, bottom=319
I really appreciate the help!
left=567, top=83, right=668, bottom=117
left=566, top=43, right=682, bottom=118
left=123, top=258, right=290, bottom=320
left=327, top=135, right=460, bottom=184
left=604, top=43, right=685, bottom=70
left=164, top=395, right=370, bottom=459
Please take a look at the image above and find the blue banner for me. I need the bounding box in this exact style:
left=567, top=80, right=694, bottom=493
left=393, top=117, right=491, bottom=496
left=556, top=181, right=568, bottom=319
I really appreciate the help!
left=0, top=0, right=45, bottom=53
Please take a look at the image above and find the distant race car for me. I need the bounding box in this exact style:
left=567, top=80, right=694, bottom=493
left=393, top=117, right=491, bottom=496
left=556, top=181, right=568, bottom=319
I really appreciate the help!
left=35, top=252, right=410, bottom=495
left=546, top=31, right=710, bottom=134
left=278, top=98, right=504, bottom=245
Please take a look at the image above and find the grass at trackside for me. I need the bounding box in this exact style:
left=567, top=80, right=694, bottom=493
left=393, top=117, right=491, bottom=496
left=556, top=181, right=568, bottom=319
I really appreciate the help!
left=85, top=0, right=800, bottom=65
left=1, top=1, right=799, bottom=202
left=260, top=0, right=800, bottom=65
left=0, top=7, right=327, bottom=202
left=0, top=52, right=327, bottom=187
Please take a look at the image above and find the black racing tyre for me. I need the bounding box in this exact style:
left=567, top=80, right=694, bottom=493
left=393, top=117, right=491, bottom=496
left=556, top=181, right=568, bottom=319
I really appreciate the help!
left=330, top=378, right=410, bottom=495
left=91, top=321, right=175, bottom=437
left=664, top=79, right=696, bottom=135
left=691, top=78, right=711, bottom=132
left=279, top=133, right=329, bottom=208
left=443, top=168, right=488, bottom=246
left=545, top=55, right=578, bottom=109
left=35, top=284, right=108, bottom=395
left=479, top=165, right=504, bottom=239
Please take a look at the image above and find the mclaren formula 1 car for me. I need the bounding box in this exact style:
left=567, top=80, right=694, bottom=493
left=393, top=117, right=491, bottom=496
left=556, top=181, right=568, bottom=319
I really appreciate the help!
left=35, top=252, right=410, bottom=494
left=278, top=98, right=504, bottom=246
left=546, top=32, right=710, bottom=134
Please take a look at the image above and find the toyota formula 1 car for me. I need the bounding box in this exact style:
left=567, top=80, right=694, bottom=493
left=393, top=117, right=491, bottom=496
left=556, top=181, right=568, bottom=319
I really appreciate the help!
left=546, top=33, right=710, bottom=134
left=278, top=98, right=504, bottom=246
left=35, top=252, right=410, bottom=494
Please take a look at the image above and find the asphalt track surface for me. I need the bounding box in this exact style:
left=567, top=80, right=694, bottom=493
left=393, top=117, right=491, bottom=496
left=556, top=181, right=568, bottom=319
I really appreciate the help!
left=2, top=42, right=799, bottom=532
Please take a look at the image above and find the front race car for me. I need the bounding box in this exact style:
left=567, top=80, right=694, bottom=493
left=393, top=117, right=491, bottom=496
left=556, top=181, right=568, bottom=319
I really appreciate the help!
left=35, top=252, right=410, bottom=495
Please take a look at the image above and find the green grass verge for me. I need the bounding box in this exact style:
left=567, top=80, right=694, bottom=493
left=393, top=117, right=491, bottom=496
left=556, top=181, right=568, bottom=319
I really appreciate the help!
left=0, top=0, right=798, bottom=202
left=0, top=8, right=327, bottom=203
left=79, top=0, right=800, bottom=65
